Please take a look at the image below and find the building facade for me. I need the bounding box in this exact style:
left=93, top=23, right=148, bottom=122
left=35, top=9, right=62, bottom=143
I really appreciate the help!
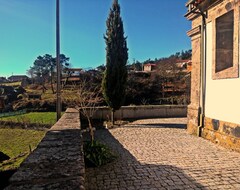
left=185, top=0, right=240, bottom=152
left=143, top=63, right=156, bottom=72
left=8, top=75, right=28, bottom=82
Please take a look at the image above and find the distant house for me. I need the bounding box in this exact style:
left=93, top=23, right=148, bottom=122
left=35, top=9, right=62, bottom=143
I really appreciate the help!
left=0, top=77, right=8, bottom=83
left=175, top=60, right=192, bottom=72
left=8, top=75, right=28, bottom=82
left=185, top=0, right=240, bottom=151
left=61, top=77, right=81, bottom=85
left=143, top=63, right=156, bottom=72
left=62, top=68, right=82, bottom=86
left=64, top=68, right=82, bottom=76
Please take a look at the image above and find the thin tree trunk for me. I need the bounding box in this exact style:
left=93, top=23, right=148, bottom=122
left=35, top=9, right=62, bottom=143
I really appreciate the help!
left=50, top=74, right=55, bottom=94
left=87, top=117, right=94, bottom=142
left=42, top=83, right=46, bottom=93
left=111, top=110, right=115, bottom=125
left=41, top=77, right=47, bottom=93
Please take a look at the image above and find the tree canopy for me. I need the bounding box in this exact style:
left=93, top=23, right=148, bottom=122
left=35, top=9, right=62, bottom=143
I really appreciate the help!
left=27, top=54, right=70, bottom=93
left=102, top=0, right=128, bottom=113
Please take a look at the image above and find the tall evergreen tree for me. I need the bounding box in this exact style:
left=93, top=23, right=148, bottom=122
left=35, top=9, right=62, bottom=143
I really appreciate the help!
left=102, top=0, right=128, bottom=123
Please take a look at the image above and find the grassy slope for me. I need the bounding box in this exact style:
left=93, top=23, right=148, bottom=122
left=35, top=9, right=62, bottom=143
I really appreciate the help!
left=0, top=128, right=46, bottom=171
left=0, top=112, right=57, bottom=125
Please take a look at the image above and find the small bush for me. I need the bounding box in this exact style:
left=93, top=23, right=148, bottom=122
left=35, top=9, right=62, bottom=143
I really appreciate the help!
left=83, top=140, right=116, bottom=167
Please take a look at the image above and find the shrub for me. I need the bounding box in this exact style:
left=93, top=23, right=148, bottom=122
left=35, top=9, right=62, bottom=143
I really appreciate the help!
left=83, top=140, right=116, bottom=167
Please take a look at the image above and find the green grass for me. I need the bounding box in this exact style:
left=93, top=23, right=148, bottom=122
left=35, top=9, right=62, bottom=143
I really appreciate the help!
left=0, top=128, right=46, bottom=171
left=0, top=112, right=58, bottom=125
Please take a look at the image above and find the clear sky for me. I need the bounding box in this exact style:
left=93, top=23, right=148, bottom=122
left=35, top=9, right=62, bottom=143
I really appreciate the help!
left=0, top=0, right=191, bottom=77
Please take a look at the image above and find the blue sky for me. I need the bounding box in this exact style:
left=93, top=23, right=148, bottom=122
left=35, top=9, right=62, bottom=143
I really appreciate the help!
left=0, top=0, right=191, bottom=77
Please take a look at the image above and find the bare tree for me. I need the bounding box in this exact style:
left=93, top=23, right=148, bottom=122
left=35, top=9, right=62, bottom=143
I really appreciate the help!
left=63, top=80, right=102, bottom=142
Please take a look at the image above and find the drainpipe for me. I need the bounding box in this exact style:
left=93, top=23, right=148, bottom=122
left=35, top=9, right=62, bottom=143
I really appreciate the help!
left=197, top=10, right=207, bottom=137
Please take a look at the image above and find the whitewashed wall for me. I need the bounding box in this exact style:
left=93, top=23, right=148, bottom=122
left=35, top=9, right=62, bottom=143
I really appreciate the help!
left=205, top=22, right=240, bottom=124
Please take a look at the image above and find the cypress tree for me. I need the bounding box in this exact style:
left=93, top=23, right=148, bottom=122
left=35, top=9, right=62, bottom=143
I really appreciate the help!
left=102, top=0, right=128, bottom=123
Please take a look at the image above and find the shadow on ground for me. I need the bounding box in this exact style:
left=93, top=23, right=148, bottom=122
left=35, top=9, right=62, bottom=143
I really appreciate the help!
left=124, top=123, right=187, bottom=129
left=0, top=170, right=16, bottom=190
left=85, top=128, right=206, bottom=190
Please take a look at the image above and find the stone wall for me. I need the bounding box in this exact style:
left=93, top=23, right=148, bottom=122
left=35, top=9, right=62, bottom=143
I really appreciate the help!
left=5, top=108, right=85, bottom=190
left=86, top=105, right=187, bottom=120
left=202, top=117, right=240, bottom=152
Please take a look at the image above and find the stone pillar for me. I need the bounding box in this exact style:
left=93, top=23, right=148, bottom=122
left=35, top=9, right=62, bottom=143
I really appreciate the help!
left=187, top=25, right=202, bottom=135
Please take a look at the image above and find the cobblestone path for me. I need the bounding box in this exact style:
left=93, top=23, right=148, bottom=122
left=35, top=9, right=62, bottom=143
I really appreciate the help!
left=85, top=118, right=240, bottom=190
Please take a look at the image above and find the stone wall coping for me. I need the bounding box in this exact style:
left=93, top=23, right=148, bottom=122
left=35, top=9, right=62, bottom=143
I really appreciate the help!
left=81, top=105, right=187, bottom=109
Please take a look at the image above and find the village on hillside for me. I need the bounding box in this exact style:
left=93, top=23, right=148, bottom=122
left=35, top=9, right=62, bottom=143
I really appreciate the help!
left=0, top=50, right=192, bottom=113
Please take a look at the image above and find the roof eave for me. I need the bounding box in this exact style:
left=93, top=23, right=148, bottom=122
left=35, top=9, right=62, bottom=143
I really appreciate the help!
left=185, top=0, right=222, bottom=20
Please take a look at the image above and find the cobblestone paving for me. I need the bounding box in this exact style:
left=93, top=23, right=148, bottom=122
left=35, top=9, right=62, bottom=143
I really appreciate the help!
left=85, top=118, right=240, bottom=190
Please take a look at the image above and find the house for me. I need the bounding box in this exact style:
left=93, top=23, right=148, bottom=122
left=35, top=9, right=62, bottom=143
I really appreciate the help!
left=143, top=63, right=156, bottom=72
left=61, top=77, right=81, bottom=86
left=185, top=0, right=240, bottom=151
left=175, top=60, right=192, bottom=72
left=0, top=77, right=8, bottom=83
left=8, top=75, right=28, bottom=82
left=61, top=68, right=82, bottom=86
left=64, top=68, right=82, bottom=76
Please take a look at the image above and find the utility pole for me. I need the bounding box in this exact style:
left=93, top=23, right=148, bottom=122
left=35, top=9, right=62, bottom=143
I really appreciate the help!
left=56, top=0, right=61, bottom=121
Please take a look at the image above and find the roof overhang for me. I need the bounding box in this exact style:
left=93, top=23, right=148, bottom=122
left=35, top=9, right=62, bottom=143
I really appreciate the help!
left=185, top=0, right=222, bottom=19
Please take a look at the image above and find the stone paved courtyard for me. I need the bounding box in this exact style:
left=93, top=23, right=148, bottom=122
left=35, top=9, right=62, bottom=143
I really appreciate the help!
left=85, top=118, right=240, bottom=190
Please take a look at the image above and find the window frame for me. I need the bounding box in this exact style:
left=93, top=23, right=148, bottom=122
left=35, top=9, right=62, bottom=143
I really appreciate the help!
left=212, top=5, right=239, bottom=80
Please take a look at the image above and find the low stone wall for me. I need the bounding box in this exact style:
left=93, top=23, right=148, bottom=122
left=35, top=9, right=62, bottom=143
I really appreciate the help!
left=89, top=105, right=187, bottom=120
left=187, top=106, right=240, bottom=152
left=5, top=108, right=85, bottom=190
left=202, top=117, right=240, bottom=153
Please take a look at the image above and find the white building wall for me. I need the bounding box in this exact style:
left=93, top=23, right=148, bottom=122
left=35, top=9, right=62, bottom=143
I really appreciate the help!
left=205, top=22, right=240, bottom=124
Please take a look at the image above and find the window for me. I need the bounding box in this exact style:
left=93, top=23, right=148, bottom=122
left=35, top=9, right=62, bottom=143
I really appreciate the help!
left=212, top=8, right=239, bottom=80
left=215, top=10, right=234, bottom=73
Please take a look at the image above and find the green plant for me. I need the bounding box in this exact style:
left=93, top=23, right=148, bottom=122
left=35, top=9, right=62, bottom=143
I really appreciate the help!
left=83, top=140, right=116, bottom=167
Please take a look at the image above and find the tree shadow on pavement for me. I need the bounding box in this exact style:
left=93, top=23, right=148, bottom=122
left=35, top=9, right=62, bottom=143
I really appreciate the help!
left=85, top=129, right=206, bottom=190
